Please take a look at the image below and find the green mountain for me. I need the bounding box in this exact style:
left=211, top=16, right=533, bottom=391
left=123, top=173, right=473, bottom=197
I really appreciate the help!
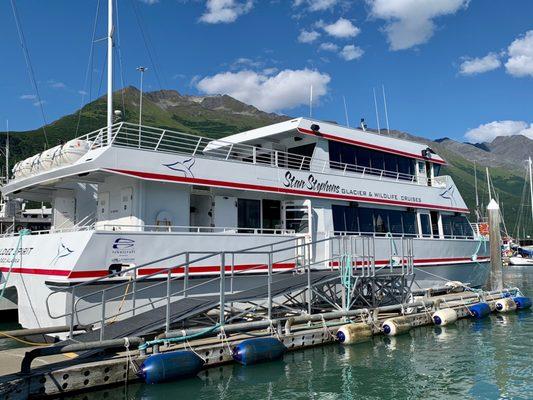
left=0, top=87, right=529, bottom=235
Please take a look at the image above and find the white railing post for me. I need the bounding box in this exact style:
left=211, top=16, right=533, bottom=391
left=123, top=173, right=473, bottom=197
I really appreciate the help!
left=219, top=253, right=226, bottom=326
left=252, top=147, right=257, bottom=164
left=154, top=130, right=166, bottom=151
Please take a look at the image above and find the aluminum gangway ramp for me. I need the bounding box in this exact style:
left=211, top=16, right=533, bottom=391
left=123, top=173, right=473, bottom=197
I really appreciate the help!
left=70, top=270, right=337, bottom=343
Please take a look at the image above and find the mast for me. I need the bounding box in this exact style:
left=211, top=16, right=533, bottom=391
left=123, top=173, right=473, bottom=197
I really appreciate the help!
left=5, top=120, right=9, bottom=182
left=382, top=84, right=390, bottom=134
left=474, top=161, right=479, bottom=220
left=527, top=157, right=533, bottom=223
left=342, top=96, right=349, bottom=127
left=107, top=0, right=114, bottom=145
left=486, top=167, right=492, bottom=201
left=373, top=88, right=380, bottom=134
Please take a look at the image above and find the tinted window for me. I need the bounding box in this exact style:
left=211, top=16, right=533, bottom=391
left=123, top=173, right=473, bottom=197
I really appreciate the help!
left=388, top=210, right=403, bottom=234
left=238, top=199, right=260, bottom=231
left=328, top=141, right=415, bottom=180
left=442, top=215, right=473, bottom=238
left=403, top=212, right=417, bottom=236
left=420, top=214, right=432, bottom=237
left=358, top=207, right=374, bottom=234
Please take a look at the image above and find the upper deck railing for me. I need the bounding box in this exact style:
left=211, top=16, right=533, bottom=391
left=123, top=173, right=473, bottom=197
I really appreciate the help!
left=81, top=122, right=447, bottom=187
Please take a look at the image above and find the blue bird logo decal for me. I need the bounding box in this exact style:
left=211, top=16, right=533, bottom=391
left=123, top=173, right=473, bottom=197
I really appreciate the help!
left=50, top=240, right=74, bottom=265
left=439, top=185, right=456, bottom=205
left=163, top=157, right=195, bottom=178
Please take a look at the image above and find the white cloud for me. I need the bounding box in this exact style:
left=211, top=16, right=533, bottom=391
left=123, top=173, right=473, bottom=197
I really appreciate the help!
left=465, top=120, right=533, bottom=143
left=320, top=18, right=360, bottom=39
left=505, top=30, right=533, bottom=77
left=298, top=29, right=321, bottom=43
left=295, top=0, right=340, bottom=11
left=140, top=0, right=159, bottom=4
left=366, top=0, right=469, bottom=50
left=196, top=68, right=331, bottom=112
left=20, top=94, right=37, bottom=100
left=78, top=90, right=88, bottom=96
left=200, top=0, right=253, bottom=24
left=459, top=53, right=501, bottom=75
left=319, top=42, right=339, bottom=52
left=339, top=44, right=364, bottom=61
left=48, top=79, right=67, bottom=89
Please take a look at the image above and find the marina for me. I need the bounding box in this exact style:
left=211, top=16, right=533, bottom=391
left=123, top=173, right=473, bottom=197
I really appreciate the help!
left=1, top=1, right=533, bottom=399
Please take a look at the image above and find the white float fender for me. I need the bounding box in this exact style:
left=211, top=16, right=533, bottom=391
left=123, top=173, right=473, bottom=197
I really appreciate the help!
left=432, top=308, right=458, bottom=326
left=382, top=317, right=411, bottom=336
left=495, top=297, right=517, bottom=313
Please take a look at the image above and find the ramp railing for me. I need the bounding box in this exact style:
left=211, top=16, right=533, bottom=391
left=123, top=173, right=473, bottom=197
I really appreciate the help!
left=47, top=233, right=416, bottom=341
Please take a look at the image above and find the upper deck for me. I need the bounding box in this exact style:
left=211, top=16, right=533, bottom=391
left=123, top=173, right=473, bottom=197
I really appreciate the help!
left=1, top=119, right=465, bottom=213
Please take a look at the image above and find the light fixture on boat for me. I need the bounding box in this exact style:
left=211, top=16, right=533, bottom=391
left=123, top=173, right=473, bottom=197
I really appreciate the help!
left=310, top=124, right=320, bottom=132
left=113, top=109, right=122, bottom=122
left=360, top=118, right=367, bottom=131
left=422, top=147, right=436, bottom=158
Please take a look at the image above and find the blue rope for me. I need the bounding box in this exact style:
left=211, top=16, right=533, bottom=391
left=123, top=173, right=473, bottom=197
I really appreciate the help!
left=139, top=323, right=221, bottom=351
left=0, top=229, right=31, bottom=298
left=340, top=255, right=352, bottom=309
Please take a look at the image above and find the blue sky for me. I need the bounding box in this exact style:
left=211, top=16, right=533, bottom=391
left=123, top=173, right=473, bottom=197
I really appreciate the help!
left=1, top=0, right=532, bottom=143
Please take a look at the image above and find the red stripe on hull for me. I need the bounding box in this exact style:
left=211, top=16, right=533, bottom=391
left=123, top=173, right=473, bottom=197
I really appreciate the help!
left=0, top=258, right=489, bottom=280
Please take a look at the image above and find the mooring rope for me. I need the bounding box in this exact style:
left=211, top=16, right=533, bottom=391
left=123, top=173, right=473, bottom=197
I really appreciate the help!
left=0, top=229, right=30, bottom=299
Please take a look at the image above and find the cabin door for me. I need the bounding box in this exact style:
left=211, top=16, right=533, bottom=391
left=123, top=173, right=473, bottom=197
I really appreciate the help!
left=283, top=200, right=311, bottom=234
left=190, top=194, right=213, bottom=228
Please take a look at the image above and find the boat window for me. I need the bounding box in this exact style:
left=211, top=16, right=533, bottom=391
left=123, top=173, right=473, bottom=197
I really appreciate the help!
left=433, top=164, right=441, bottom=177
left=441, top=214, right=474, bottom=239
left=419, top=214, right=432, bottom=238
left=331, top=205, right=359, bottom=233
left=238, top=199, right=260, bottom=232
left=374, top=210, right=389, bottom=235
left=285, top=204, right=309, bottom=233
left=332, top=205, right=418, bottom=236
left=403, top=212, right=417, bottom=236
left=286, top=143, right=316, bottom=170
left=388, top=210, right=403, bottom=234
left=328, top=141, right=415, bottom=180
left=430, top=211, right=440, bottom=237
left=262, top=200, right=282, bottom=231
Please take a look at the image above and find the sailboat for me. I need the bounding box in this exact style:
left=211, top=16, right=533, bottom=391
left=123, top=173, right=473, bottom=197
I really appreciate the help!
left=509, top=157, right=533, bottom=266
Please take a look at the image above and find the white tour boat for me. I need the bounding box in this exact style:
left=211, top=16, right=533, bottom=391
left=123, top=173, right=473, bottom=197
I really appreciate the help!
left=0, top=0, right=489, bottom=332
left=0, top=118, right=490, bottom=330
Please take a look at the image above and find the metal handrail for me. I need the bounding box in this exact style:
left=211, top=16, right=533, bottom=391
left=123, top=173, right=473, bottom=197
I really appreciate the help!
left=106, top=122, right=441, bottom=186
left=46, top=231, right=419, bottom=341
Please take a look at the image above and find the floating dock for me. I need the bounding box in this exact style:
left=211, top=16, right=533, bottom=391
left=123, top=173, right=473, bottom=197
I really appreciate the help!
left=0, top=286, right=529, bottom=399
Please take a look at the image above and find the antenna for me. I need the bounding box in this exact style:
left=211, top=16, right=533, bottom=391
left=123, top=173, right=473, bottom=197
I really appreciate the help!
left=382, top=84, right=390, bottom=134
left=373, top=88, right=381, bottom=134
left=342, top=96, right=350, bottom=127
left=309, top=85, right=313, bottom=118
left=107, top=0, right=114, bottom=145
left=5, top=120, right=9, bottom=182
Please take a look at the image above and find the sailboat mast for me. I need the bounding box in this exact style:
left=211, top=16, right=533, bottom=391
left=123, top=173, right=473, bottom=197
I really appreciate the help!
left=486, top=167, right=492, bottom=201
left=527, top=157, right=533, bottom=220
left=107, top=0, right=114, bottom=144
left=474, top=161, right=479, bottom=220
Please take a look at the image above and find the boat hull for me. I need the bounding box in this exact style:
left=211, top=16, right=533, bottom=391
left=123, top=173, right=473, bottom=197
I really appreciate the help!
left=0, top=230, right=490, bottom=330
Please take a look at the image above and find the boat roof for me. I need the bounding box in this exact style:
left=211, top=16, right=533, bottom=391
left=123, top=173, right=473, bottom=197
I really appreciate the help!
left=209, top=117, right=446, bottom=165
